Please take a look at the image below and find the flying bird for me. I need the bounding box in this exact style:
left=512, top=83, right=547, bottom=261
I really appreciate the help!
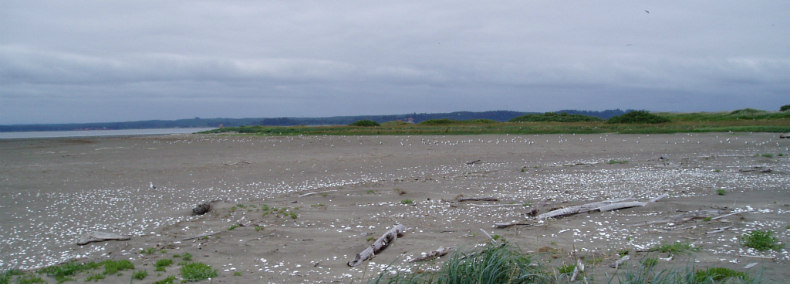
left=645, top=10, right=649, bottom=13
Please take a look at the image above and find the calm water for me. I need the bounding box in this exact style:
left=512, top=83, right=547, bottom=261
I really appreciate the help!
left=0, top=128, right=216, bottom=139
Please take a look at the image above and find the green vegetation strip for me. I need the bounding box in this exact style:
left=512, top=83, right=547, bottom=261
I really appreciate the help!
left=202, top=110, right=789, bottom=136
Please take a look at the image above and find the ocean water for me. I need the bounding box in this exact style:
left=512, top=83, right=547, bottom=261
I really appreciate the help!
left=0, top=128, right=216, bottom=139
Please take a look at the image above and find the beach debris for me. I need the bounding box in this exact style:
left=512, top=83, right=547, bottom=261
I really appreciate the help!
left=298, top=189, right=337, bottom=197
left=780, top=134, right=790, bottom=139
left=706, top=226, right=732, bottom=234
left=458, top=197, right=498, bottom=202
left=494, top=221, right=537, bottom=229
left=536, top=197, right=635, bottom=220
left=348, top=224, right=407, bottom=267
left=409, top=246, right=456, bottom=262
left=535, top=195, right=667, bottom=220
left=739, top=167, right=771, bottom=173
left=182, top=231, right=221, bottom=241
left=466, top=159, right=481, bottom=165
left=77, top=231, right=131, bottom=245
left=744, top=262, right=758, bottom=269
left=192, top=203, right=212, bottom=215
left=609, top=255, right=630, bottom=268
left=630, top=209, right=724, bottom=227
left=479, top=228, right=497, bottom=244
left=570, top=258, right=585, bottom=282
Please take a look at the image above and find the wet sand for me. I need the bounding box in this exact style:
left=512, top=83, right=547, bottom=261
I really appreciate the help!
left=1, top=133, right=789, bottom=283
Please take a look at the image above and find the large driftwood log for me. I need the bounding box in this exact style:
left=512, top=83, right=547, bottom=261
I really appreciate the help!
left=77, top=231, right=131, bottom=245
left=536, top=198, right=635, bottom=219
left=598, top=201, right=648, bottom=212
left=409, top=246, right=456, bottom=262
left=348, top=224, right=407, bottom=267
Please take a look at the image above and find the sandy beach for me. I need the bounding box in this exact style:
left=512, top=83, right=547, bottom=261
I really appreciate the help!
left=1, top=133, right=789, bottom=283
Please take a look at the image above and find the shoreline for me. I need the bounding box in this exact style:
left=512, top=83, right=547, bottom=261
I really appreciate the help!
left=1, top=133, right=788, bottom=282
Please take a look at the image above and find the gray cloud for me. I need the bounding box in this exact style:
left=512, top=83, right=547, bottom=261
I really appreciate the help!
left=2, top=1, right=789, bottom=124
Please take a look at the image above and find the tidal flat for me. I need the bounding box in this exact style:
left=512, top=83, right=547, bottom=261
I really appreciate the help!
left=1, top=133, right=788, bottom=283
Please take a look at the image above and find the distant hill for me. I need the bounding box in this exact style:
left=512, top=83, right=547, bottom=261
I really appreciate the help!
left=0, top=110, right=628, bottom=132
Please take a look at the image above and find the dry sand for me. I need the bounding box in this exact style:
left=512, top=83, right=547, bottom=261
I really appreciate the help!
left=1, top=133, right=789, bottom=283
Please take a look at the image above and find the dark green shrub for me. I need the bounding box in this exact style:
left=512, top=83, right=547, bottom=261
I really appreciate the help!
left=350, top=120, right=380, bottom=127
left=509, top=112, right=603, bottom=122
left=781, top=104, right=790, bottom=111
left=608, top=110, right=670, bottom=124
left=730, top=108, right=766, bottom=115
left=418, top=119, right=457, bottom=125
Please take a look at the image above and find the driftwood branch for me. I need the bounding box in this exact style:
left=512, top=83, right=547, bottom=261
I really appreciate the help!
left=494, top=221, right=536, bottom=229
left=609, top=255, right=630, bottom=268
left=570, top=258, right=585, bottom=282
left=458, top=197, right=499, bottom=202
left=479, top=228, right=497, bottom=244
left=470, top=204, right=522, bottom=208
left=629, top=209, right=723, bottom=227
left=409, top=246, right=456, bottom=263
left=348, top=224, right=407, bottom=267
left=182, top=231, right=220, bottom=241
left=711, top=210, right=752, bottom=221
left=299, top=190, right=337, bottom=197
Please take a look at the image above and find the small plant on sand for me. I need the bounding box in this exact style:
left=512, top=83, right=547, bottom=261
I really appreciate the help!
left=132, top=270, right=147, bottom=280
left=16, top=273, right=46, bottom=284
left=181, top=253, right=192, bottom=261
left=558, top=263, right=576, bottom=275
left=366, top=190, right=376, bottom=194
left=103, top=259, right=134, bottom=275
left=228, top=223, right=240, bottom=231
left=152, top=275, right=176, bottom=284
left=694, top=267, right=747, bottom=282
left=640, top=257, right=658, bottom=269
left=85, top=273, right=105, bottom=282
left=740, top=230, right=784, bottom=251
left=716, top=189, right=727, bottom=195
left=255, top=225, right=265, bottom=231
left=366, top=236, right=376, bottom=242
left=141, top=247, right=157, bottom=255
left=648, top=241, right=700, bottom=254
left=180, top=262, right=218, bottom=282
left=155, top=259, right=173, bottom=272
left=520, top=167, right=527, bottom=172
left=607, top=159, right=628, bottom=164
left=400, top=199, right=414, bottom=204
left=233, top=271, right=242, bottom=276
left=761, top=153, right=773, bottom=158
left=617, top=248, right=630, bottom=257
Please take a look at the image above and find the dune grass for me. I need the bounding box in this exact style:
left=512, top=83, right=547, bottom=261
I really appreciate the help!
left=366, top=244, right=762, bottom=284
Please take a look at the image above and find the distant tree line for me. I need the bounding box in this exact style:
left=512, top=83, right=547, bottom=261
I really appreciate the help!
left=1, top=110, right=629, bottom=132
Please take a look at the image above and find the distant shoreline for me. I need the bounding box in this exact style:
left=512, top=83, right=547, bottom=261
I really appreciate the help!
left=0, top=127, right=216, bottom=139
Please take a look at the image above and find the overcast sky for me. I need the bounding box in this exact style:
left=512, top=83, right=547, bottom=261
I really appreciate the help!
left=2, top=1, right=789, bottom=124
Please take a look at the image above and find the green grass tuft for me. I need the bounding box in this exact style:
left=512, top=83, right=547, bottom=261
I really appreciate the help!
left=180, top=262, right=218, bottom=281
left=400, top=199, right=414, bottom=204
left=695, top=267, right=748, bottom=282
left=740, top=230, right=784, bottom=251
left=648, top=241, right=700, bottom=254
left=152, top=275, right=176, bottom=284
left=716, top=189, right=727, bottom=195
left=132, top=270, right=147, bottom=280
left=154, top=259, right=173, bottom=272
left=85, top=273, right=105, bottom=282
left=607, top=159, right=628, bottom=164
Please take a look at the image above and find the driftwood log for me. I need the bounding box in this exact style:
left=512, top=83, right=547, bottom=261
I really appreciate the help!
left=348, top=224, right=407, bottom=267
left=77, top=231, right=131, bottom=245
left=537, top=195, right=667, bottom=220
left=629, top=209, right=724, bottom=227
left=299, top=190, right=337, bottom=197
left=458, top=197, right=499, bottom=202
left=409, top=246, right=456, bottom=262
